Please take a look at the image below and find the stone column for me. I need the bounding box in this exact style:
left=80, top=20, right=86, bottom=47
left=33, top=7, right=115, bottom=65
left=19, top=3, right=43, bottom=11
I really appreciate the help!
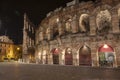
left=58, top=21, right=64, bottom=36
left=71, top=15, right=79, bottom=33
left=91, top=43, right=99, bottom=67
left=60, top=48, right=65, bottom=65
left=47, top=27, right=53, bottom=40
left=72, top=49, right=76, bottom=66
left=90, top=16, right=96, bottom=36
left=49, top=45, right=54, bottom=65
left=39, top=31, right=44, bottom=41
left=114, top=46, right=120, bottom=67
left=112, top=13, right=120, bottom=33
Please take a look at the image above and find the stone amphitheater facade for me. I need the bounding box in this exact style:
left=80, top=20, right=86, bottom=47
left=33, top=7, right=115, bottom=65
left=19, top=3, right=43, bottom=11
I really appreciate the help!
left=35, top=0, right=120, bottom=67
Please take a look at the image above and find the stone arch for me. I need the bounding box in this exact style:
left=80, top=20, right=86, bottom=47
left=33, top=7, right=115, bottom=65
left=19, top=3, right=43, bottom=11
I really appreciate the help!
left=79, top=14, right=90, bottom=33
left=65, top=47, right=73, bottom=65
left=51, top=48, right=59, bottom=64
left=98, top=44, right=116, bottom=67
left=79, top=45, right=92, bottom=66
left=52, top=18, right=59, bottom=38
left=92, top=4, right=112, bottom=33
left=27, top=47, right=35, bottom=63
left=96, top=9, right=112, bottom=34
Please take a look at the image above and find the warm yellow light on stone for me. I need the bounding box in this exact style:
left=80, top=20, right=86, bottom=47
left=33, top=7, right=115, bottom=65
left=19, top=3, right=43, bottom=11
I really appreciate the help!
left=17, top=47, right=20, bottom=50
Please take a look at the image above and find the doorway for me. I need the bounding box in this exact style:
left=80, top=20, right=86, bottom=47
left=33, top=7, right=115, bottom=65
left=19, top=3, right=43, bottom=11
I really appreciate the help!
left=79, top=45, right=92, bottom=66
left=98, top=44, right=115, bottom=67
left=51, top=48, right=59, bottom=64
left=65, top=48, right=73, bottom=65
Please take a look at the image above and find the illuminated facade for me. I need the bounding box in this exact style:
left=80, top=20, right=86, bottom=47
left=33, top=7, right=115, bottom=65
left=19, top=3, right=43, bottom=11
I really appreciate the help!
left=35, top=0, right=120, bottom=67
left=23, top=13, right=35, bottom=63
left=0, top=36, right=22, bottom=61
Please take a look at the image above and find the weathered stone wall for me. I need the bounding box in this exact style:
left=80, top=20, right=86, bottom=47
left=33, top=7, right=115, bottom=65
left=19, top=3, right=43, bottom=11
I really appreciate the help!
left=35, top=0, right=120, bottom=67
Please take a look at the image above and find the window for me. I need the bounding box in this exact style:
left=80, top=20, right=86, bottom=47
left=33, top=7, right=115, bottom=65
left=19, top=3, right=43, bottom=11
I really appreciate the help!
left=96, top=10, right=111, bottom=34
left=79, top=14, right=90, bottom=33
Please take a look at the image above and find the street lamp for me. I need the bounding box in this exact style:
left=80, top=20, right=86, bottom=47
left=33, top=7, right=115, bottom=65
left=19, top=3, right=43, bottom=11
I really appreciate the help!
left=17, top=47, right=20, bottom=51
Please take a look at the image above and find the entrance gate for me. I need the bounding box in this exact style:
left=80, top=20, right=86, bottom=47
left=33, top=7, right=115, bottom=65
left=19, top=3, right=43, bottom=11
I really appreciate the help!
left=98, top=44, right=115, bottom=67
left=79, top=45, right=92, bottom=66
left=51, top=48, right=59, bottom=64
left=65, top=48, right=73, bottom=65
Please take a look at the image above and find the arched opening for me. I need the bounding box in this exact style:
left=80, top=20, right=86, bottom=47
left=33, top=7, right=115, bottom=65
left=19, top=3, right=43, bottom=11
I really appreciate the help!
left=27, top=47, right=35, bottom=63
left=79, top=45, right=91, bottom=66
left=65, top=47, right=73, bottom=65
left=51, top=48, right=59, bottom=64
left=79, top=14, right=90, bottom=33
left=96, top=10, right=111, bottom=34
left=98, top=44, right=115, bottom=67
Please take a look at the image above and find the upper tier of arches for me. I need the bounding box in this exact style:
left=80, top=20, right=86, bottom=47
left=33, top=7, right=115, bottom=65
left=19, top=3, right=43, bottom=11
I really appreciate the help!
left=36, top=1, right=120, bottom=42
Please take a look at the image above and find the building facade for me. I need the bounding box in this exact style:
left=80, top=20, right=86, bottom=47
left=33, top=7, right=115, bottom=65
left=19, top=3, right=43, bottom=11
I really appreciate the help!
left=0, top=36, right=22, bottom=61
left=23, top=13, right=35, bottom=63
left=35, top=0, right=120, bottom=67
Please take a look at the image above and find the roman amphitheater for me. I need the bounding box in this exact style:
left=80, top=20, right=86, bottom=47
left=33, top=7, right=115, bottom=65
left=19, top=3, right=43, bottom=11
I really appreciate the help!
left=35, top=0, right=120, bottom=67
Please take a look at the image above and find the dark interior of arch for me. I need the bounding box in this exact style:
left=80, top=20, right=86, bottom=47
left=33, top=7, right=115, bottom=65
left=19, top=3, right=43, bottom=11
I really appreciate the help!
left=79, top=45, right=91, bottom=55
left=82, top=17, right=90, bottom=33
left=97, top=20, right=111, bottom=34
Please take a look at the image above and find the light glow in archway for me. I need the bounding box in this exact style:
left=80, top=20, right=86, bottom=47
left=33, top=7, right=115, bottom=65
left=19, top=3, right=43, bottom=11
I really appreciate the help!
left=98, top=44, right=116, bottom=67
left=103, top=44, right=109, bottom=48
left=98, top=44, right=114, bottom=53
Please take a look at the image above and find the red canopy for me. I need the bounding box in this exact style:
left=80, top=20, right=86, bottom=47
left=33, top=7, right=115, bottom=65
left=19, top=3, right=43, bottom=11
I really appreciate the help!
left=51, top=48, right=59, bottom=54
left=98, top=44, right=114, bottom=52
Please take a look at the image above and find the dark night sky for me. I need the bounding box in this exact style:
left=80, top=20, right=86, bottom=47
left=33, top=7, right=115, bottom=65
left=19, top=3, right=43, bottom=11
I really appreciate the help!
left=0, top=0, right=93, bottom=44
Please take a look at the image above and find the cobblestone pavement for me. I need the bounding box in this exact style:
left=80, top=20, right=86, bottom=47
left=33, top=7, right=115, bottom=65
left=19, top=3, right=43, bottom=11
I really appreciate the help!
left=0, top=62, right=120, bottom=80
